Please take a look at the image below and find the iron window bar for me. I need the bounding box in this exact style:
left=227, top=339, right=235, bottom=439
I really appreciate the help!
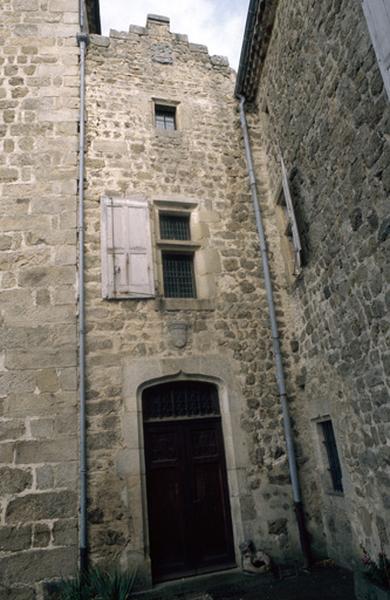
left=160, top=213, right=190, bottom=240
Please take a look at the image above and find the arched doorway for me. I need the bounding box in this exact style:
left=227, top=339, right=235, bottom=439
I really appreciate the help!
left=142, top=380, right=236, bottom=583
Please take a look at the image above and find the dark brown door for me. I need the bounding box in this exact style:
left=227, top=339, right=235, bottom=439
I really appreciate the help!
left=144, top=417, right=235, bottom=582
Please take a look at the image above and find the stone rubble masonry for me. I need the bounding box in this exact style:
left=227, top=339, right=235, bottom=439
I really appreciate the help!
left=0, top=0, right=80, bottom=597
left=246, top=0, right=390, bottom=568
left=84, top=14, right=300, bottom=582
left=1, top=0, right=388, bottom=595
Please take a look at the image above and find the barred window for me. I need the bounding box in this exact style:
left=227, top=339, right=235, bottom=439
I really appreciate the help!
left=157, top=209, right=198, bottom=299
left=320, top=420, right=343, bottom=493
left=162, top=253, right=195, bottom=298
left=160, top=214, right=190, bottom=240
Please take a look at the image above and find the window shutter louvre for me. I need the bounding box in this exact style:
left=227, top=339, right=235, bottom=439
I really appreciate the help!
left=280, top=155, right=302, bottom=274
left=101, top=197, right=155, bottom=298
left=361, top=0, right=390, bottom=99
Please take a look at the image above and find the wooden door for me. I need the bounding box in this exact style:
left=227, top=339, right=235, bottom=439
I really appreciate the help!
left=144, top=416, right=235, bottom=582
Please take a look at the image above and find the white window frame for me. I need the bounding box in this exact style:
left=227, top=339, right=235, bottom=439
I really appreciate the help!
left=278, top=155, right=302, bottom=277
left=361, top=0, right=390, bottom=100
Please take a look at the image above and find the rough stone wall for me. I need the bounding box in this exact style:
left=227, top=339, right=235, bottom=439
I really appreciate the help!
left=247, top=0, right=390, bottom=567
left=0, top=1, right=80, bottom=597
left=84, top=16, right=302, bottom=583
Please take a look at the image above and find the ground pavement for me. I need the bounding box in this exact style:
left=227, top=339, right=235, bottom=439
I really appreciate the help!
left=132, top=565, right=356, bottom=600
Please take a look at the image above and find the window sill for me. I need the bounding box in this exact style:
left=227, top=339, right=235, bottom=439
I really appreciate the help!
left=157, top=240, right=200, bottom=250
left=103, top=294, right=155, bottom=301
left=325, top=490, right=344, bottom=498
left=154, top=129, right=182, bottom=139
left=158, top=298, right=215, bottom=311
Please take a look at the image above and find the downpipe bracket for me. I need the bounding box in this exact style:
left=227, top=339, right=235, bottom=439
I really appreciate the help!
left=77, top=32, right=89, bottom=46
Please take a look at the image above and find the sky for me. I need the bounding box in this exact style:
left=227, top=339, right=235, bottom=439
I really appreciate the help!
left=99, top=0, right=250, bottom=71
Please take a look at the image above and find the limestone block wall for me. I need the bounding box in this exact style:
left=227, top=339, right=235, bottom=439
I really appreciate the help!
left=84, top=16, right=302, bottom=582
left=247, top=0, right=390, bottom=566
left=0, top=0, right=81, bottom=597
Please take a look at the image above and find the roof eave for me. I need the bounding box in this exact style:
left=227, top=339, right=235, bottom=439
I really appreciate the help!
left=86, top=0, right=101, bottom=35
left=235, top=0, right=279, bottom=102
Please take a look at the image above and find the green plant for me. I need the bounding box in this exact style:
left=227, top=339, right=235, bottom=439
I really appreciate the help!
left=56, top=571, right=94, bottom=600
left=57, top=564, right=137, bottom=600
left=88, top=565, right=137, bottom=600
left=361, top=545, right=390, bottom=590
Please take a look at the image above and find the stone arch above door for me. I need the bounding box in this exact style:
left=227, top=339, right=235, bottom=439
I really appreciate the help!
left=118, top=355, right=249, bottom=587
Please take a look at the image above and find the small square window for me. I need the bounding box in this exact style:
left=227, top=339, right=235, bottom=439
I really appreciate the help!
left=155, top=105, right=176, bottom=130
left=162, top=253, right=195, bottom=298
left=319, top=420, right=343, bottom=493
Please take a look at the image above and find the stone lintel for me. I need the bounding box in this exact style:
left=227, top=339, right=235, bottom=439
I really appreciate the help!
left=147, top=14, right=170, bottom=25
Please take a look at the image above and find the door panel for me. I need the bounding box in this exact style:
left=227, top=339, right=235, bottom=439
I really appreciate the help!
left=189, top=421, right=235, bottom=569
left=144, top=425, right=190, bottom=579
left=144, top=417, right=235, bottom=582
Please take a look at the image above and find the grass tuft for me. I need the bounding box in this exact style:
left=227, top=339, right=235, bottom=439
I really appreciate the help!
left=57, top=564, right=137, bottom=600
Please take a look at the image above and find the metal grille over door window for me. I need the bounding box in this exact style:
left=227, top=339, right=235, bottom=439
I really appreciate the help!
left=143, top=381, right=220, bottom=421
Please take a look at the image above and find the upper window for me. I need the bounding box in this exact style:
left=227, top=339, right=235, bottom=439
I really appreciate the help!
left=160, top=214, right=190, bottom=240
left=155, top=104, right=176, bottom=130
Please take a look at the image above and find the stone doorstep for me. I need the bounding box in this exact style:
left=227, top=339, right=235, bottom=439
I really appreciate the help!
left=132, top=566, right=356, bottom=600
left=132, top=568, right=274, bottom=600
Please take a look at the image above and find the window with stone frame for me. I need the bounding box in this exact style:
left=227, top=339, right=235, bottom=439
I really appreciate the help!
left=157, top=212, right=198, bottom=298
left=152, top=198, right=218, bottom=308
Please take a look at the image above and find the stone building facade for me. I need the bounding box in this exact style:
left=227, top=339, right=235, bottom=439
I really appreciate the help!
left=236, top=0, right=390, bottom=569
left=0, top=0, right=389, bottom=597
left=83, top=13, right=301, bottom=587
left=0, top=1, right=99, bottom=598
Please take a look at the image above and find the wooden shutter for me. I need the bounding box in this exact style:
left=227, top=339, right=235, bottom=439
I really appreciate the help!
left=361, top=0, right=390, bottom=99
left=280, top=155, right=302, bottom=275
left=101, top=197, right=155, bottom=299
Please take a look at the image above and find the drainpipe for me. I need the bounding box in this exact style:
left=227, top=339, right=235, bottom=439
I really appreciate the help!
left=77, top=0, right=88, bottom=575
left=238, top=96, right=311, bottom=568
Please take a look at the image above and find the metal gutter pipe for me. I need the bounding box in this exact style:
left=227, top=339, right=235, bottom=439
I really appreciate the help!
left=238, top=95, right=311, bottom=568
left=77, top=0, right=88, bottom=575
